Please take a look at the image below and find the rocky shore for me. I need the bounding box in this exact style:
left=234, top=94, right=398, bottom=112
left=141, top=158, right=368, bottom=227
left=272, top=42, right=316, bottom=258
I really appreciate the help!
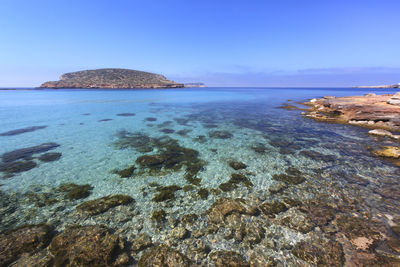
left=302, top=92, right=400, bottom=131
left=300, top=92, right=400, bottom=166
left=39, top=68, right=184, bottom=89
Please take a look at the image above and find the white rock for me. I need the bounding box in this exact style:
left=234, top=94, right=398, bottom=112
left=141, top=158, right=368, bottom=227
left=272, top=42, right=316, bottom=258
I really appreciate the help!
left=387, top=97, right=400, bottom=105
left=368, top=129, right=393, bottom=137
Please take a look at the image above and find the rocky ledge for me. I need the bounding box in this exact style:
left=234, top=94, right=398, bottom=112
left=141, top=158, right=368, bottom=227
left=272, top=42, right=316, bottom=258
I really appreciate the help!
left=39, top=68, right=184, bottom=89
left=302, top=92, right=400, bottom=132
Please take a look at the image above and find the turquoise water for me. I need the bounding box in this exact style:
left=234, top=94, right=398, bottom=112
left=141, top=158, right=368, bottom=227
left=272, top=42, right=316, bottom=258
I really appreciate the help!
left=1, top=87, right=400, bottom=265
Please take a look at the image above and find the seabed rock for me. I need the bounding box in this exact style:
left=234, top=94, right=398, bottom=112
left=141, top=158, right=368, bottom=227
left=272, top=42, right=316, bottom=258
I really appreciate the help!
left=272, top=167, right=306, bottom=185
left=38, top=152, right=62, bottom=162
left=130, top=233, right=153, bottom=254
left=138, top=245, right=190, bottom=267
left=209, top=130, right=233, bottom=139
left=228, top=161, right=247, bottom=170
left=259, top=201, right=288, bottom=218
left=207, top=198, right=250, bottom=224
left=152, top=185, right=181, bottom=202
left=151, top=210, right=167, bottom=223
left=197, top=188, right=209, bottom=199
left=76, top=194, right=133, bottom=215
left=292, top=239, right=345, bottom=267
left=117, top=113, right=135, bottom=117
left=0, top=125, right=47, bottom=136
left=145, top=117, right=157, bottom=122
left=115, top=165, right=136, bottom=178
left=209, top=250, right=249, bottom=267
left=0, top=160, right=37, bottom=174
left=49, top=225, right=127, bottom=267
left=0, top=224, right=53, bottom=266
left=1, top=142, right=60, bottom=163
left=58, top=183, right=93, bottom=200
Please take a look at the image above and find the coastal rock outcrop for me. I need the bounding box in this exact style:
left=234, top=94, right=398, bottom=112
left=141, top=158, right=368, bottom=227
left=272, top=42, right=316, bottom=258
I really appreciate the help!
left=40, top=68, right=184, bottom=89
left=303, top=92, right=400, bottom=131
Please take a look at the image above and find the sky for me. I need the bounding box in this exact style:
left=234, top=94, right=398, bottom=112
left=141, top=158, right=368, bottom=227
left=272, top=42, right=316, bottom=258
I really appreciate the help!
left=0, top=0, right=399, bottom=87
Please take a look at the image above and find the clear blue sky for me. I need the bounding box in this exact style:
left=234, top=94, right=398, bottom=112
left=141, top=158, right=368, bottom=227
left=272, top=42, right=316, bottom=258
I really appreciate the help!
left=0, top=0, right=399, bottom=87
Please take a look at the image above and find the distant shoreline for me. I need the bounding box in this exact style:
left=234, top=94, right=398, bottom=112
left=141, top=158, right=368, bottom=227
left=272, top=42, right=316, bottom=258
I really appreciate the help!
left=352, top=83, right=400, bottom=89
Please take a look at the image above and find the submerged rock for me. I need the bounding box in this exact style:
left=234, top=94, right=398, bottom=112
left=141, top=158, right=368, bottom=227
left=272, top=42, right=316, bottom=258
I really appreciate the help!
left=1, top=142, right=60, bottom=163
left=160, top=128, right=175, bottom=134
left=219, top=182, right=238, bottom=192
left=76, top=194, right=133, bottom=215
left=209, top=130, right=233, bottom=139
left=278, top=211, right=315, bottom=233
left=207, top=198, right=248, bottom=224
left=115, top=165, right=136, bottom=178
left=38, top=152, right=62, bottom=162
left=0, top=125, right=47, bottom=136
left=259, top=201, right=288, bottom=218
left=198, top=188, right=209, bottom=200
left=49, top=225, right=127, bottom=267
left=145, top=117, right=157, bottom=122
left=0, top=224, right=53, bottom=266
left=292, top=239, right=345, bottom=267
left=209, top=250, right=249, bottom=267
left=272, top=167, right=306, bottom=185
left=58, top=183, right=93, bottom=200
left=0, top=160, right=37, bottom=174
left=228, top=161, right=247, bottom=170
left=219, top=174, right=253, bottom=192
left=268, top=182, right=288, bottom=194
left=176, top=129, right=192, bottom=136
left=130, top=233, right=153, bottom=253
left=116, top=113, right=135, bottom=117
left=230, top=173, right=253, bottom=187
left=11, top=249, right=54, bottom=267
left=249, top=252, right=277, bottom=267
left=251, top=143, right=269, bottom=154
left=115, top=133, right=205, bottom=181
left=138, top=245, right=190, bottom=267
left=152, top=185, right=182, bottom=202
left=299, top=150, right=336, bottom=162
left=335, top=215, right=382, bottom=249
left=151, top=210, right=167, bottom=223
left=136, top=154, right=167, bottom=168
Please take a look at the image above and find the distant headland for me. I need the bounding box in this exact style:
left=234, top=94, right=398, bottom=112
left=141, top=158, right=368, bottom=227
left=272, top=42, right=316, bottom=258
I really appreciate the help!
left=39, top=68, right=185, bottom=89
left=183, top=82, right=206, bottom=88
left=352, top=82, right=400, bottom=89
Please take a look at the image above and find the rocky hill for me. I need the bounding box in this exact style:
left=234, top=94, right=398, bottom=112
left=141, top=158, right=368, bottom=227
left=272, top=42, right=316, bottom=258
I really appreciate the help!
left=39, top=68, right=184, bottom=89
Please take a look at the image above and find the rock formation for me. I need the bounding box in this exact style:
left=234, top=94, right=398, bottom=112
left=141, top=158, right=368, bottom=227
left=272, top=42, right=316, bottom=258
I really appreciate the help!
left=39, top=68, right=184, bottom=89
left=302, top=92, right=400, bottom=131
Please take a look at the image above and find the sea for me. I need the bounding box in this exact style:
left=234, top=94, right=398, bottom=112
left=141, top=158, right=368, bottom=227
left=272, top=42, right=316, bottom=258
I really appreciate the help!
left=1, top=87, right=399, bottom=265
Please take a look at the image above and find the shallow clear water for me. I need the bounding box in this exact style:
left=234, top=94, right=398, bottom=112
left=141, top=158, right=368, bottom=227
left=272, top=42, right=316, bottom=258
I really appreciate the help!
left=1, top=87, right=400, bottom=265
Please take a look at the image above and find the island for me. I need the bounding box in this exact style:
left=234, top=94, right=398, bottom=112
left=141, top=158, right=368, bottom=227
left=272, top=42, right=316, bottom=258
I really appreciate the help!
left=39, top=68, right=184, bottom=89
